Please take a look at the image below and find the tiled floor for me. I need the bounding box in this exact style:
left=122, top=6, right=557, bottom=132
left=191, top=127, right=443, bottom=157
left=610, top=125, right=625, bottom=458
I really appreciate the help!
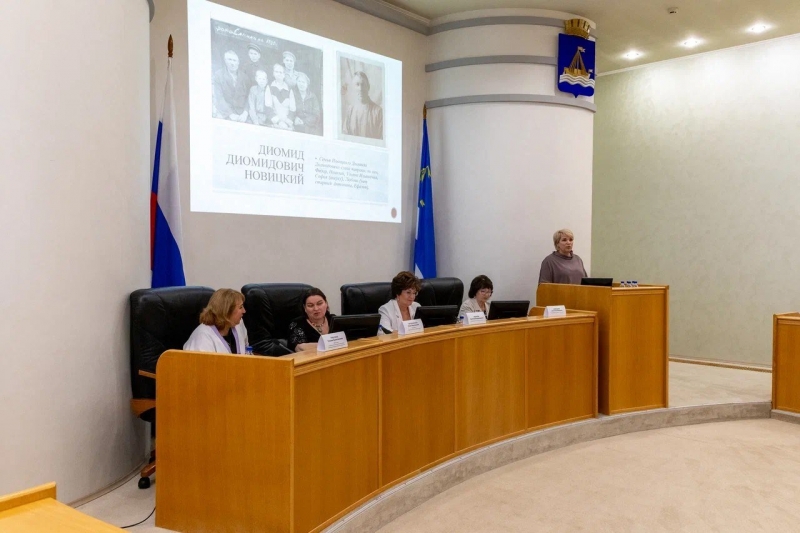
left=76, top=362, right=774, bottom=532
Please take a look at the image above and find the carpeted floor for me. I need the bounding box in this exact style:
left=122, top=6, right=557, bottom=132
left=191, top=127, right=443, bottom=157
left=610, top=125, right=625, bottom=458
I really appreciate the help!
left=377, top=419, right=800, bottom=533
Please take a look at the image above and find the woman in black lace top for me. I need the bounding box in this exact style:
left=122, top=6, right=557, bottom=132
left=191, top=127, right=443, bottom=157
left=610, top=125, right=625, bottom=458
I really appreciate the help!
left=287, top=288, right=334, bottom=352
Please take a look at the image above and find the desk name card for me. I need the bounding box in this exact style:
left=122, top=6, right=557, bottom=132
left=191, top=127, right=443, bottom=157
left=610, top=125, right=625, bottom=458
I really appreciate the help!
left=316, top=332, right=348, bottom=352
left=398, top=319, right=424, bottom=335
left=544, top=305, right=567, bottom=318
left=463, top=312, right=487, bottom=325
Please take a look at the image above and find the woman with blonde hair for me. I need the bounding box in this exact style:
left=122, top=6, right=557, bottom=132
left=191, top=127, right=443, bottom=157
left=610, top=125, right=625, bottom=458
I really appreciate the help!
left=183, top=288, right=249, bottom=354
left=538, top=228, right=587, bottom=285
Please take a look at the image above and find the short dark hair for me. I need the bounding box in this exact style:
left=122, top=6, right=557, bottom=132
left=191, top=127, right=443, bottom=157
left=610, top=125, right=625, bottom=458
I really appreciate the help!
left=468, top=275, right=494, bottom=299
left=391, top=271, right=421, bottom=298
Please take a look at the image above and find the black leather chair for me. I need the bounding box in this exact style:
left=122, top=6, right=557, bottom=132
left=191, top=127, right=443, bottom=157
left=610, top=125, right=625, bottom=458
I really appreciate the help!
left=129, top=285, right=214, bottom=488
left=340, top=282, right=392, bottom=315
left=340, top=277, right=464, bottom=315
left=421, top=277, right=464, bottom=307
left=241, top=283, right=313, bottom=356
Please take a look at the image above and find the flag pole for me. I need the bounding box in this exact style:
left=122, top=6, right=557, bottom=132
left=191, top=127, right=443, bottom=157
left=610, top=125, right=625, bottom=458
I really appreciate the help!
left=168, top=35, right=173, bottom=58
left=423, top=103, right=427, bottom=119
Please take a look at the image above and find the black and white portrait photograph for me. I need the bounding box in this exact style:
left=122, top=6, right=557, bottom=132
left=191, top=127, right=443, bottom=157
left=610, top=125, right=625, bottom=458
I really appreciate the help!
left=338, top=53, right=385, bottom=146
left=210, top=20, right=323, bottom=136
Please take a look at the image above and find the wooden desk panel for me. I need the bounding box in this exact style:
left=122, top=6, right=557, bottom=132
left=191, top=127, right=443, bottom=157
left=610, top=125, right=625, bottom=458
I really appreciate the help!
left=294, top=357, right=379, bottom=533
left=527, top=318, right=597, bottom=429
left=535, top=284, right=613, bottom=410
left=537, top=284, right=668, bottom=415
left=156, top=352, right=294, bottom=533
left=380, top=341, right=456, bottom=486
left=455, top=330, right=526, bottom=450
left=609, top=290, right=668, bottom=413
left=0, top=483, right=124, bottom=532
left=157, top=315, right=598, bottom=533
left=0, top=501, right=124, bottom=532
left=773, top=313, right=800, bottom=413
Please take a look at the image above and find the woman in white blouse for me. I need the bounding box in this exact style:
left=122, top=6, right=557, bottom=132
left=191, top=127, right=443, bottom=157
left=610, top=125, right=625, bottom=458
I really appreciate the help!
left=378, top=271, right=422, bottom=333
left=459, top=275, right=493, bottom=317
left=184, top=289, right=248, bottom=354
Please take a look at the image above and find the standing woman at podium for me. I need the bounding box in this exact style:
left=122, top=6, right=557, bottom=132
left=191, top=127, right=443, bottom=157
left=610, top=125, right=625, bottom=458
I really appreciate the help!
left=378, top=271, right=422, bottom=333
left=538, top=229, right=587, bottom=284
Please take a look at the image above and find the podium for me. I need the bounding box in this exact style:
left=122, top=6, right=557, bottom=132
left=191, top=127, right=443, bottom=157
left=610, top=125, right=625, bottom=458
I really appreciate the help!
left=773, top=312, right=800, bottom=413
left=537, top=283, right=669, bottom=415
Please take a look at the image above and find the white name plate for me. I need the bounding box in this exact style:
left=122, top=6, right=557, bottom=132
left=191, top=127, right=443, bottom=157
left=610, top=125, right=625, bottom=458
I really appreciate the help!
left=463, top=311, right=487, bottom=325
left=544, top=305, right=567, bottom=318
left=398, top=319, right=424, bottom=335
left=317, top=332, right=348, bottom=352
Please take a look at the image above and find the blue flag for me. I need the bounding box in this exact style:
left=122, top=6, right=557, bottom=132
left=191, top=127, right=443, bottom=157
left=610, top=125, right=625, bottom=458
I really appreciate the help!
left=414, top=112, right=436, bottom=279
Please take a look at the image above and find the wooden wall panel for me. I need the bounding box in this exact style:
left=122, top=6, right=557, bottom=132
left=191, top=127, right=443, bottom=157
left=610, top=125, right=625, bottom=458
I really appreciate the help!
left=527, top=319, right=597, bottom=429
left=455, top=331, right=526, bottom=450
left=294, top=357, right=379, bottom=533
left=381, top=341, right=456, bottom=485
left=774, top=314, right=800, bottom=413
left=536, top=284, right=612, bottom=412
left=156, top=352, right=293, bottom=533
left=608, top=291, right=668, bottom=413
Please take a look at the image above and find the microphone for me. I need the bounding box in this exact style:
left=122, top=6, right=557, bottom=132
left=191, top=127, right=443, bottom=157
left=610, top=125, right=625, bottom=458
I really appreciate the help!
left=378, top=325, right=393, bottom=335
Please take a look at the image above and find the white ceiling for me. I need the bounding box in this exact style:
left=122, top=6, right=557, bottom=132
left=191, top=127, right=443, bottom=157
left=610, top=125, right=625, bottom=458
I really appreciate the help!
left=381, top=0, right=800, bottom=73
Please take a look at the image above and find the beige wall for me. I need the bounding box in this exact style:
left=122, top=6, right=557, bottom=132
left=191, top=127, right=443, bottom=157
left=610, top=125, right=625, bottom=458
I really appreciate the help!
left=151, top=0, right=428, bottom=313
left=593, top=34, right=800, bottom=365
left=0, top=0, right=150, bottom=502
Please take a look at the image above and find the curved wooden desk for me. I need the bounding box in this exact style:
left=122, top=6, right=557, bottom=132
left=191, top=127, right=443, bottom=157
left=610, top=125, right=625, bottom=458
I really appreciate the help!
left=156, top=312, right=597, bottom=533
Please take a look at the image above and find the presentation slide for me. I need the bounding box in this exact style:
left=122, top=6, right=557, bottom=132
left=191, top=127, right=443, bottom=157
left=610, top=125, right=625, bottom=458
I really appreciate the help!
left=187, top=0, right=403, bottom=223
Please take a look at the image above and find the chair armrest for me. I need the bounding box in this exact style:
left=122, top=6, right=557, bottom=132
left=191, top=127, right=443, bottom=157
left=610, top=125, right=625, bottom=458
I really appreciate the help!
left=130, top=399, right=156, bottom=417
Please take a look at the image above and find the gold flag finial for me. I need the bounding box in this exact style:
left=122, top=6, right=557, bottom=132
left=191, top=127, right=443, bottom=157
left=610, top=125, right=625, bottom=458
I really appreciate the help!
left=423, top=104, right=427, bottom=119
left=168, top=35, right=174, bottom=58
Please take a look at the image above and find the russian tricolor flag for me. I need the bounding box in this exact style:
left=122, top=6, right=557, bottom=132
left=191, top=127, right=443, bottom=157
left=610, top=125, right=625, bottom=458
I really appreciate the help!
left=150, top=56, right=186, bottom=288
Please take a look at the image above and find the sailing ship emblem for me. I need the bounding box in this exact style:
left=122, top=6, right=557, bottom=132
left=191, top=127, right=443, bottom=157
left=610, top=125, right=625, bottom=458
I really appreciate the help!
left=559, top=46, right=595, bottom=89
left=557, top=19, right=596, bottom=98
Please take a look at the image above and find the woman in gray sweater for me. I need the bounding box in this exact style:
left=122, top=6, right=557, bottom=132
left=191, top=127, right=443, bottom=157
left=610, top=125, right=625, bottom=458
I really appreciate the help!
left=538, top=228, right=587, bottom=284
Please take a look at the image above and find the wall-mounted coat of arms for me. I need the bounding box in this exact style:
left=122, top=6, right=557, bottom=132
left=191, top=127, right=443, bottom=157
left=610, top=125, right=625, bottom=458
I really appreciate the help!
left=558, top=18, right=595, bottom=98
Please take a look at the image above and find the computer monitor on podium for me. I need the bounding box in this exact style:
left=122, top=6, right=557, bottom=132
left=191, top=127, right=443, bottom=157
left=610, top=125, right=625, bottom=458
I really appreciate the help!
left=487, top=300, right=530, bottom=320
left=581, top=278, right=613, bottom=287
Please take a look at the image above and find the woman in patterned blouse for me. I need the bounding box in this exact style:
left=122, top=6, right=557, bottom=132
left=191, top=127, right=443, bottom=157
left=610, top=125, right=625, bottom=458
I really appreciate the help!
left=287, top=288, right=333, bottom=352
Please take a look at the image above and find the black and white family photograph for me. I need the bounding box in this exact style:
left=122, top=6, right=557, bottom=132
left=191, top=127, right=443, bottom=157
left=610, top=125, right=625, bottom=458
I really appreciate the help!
left=210, top=20, right=323, bottom=136
left=338, top=53, right=386, bottom=146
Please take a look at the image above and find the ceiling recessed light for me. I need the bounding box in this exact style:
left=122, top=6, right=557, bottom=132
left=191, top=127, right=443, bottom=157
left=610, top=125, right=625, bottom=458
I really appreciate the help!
left=681, top=38, right=702, bottom=48
left=748, top=23, right=771, bottom=34
left=623, top=50, right=643, bottom=60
